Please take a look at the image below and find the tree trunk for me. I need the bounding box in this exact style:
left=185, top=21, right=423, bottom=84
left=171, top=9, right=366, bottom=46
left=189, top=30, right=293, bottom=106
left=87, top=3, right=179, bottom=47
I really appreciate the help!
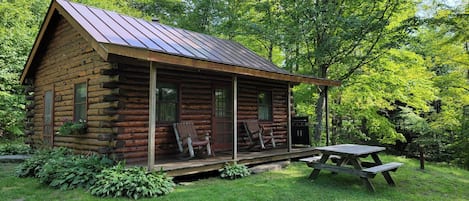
left=419, top=145, right=425, bottom=170
left=314, top=88, right=325, bottom=142
left=313, top=64, right=328, bottom=143
left=331, top=95, right=342, bottom=145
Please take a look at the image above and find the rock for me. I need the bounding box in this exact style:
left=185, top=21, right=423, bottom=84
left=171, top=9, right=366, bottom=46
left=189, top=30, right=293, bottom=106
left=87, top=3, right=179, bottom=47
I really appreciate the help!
left=249, top=160, right=290, bottom=174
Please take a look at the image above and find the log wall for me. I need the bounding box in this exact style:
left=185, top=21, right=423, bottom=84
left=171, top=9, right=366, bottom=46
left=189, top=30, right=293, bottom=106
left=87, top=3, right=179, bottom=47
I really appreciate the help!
left=25, top=14, right=292, bottom=164
left=114, top=63, right=291, bottom=163
left=26, top=16, right=118, bottom=155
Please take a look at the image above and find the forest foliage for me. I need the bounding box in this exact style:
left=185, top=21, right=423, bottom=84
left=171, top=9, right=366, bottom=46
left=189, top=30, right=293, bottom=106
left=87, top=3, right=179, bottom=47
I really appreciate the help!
left=0, top=0, right=467, bottom=168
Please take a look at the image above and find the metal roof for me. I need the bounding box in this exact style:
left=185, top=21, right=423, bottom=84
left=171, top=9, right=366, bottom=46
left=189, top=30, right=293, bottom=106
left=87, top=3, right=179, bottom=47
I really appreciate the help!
left=21, top=0, right=340, bottom=86
left=57, top=0, right=289, bottom=75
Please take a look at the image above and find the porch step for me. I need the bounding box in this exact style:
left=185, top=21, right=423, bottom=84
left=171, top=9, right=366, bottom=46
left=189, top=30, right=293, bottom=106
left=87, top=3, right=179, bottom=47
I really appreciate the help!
left=249, top=160, right=290, bottom=174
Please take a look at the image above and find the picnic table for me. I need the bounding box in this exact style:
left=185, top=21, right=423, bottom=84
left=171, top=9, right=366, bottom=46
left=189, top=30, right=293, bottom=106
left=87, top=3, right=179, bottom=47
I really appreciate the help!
left=301, top=144, right=402, bottom=192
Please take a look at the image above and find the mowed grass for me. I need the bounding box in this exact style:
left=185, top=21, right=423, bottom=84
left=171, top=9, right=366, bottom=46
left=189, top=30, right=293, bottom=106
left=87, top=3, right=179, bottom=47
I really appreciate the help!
left=1, top=155, right=468, bottom=201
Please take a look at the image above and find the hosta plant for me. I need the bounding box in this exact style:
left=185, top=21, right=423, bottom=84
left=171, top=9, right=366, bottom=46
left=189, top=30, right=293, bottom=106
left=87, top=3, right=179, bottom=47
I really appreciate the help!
left=90, top=163, right=175, bottom=200
left=219, top=162, right=251, bottom=180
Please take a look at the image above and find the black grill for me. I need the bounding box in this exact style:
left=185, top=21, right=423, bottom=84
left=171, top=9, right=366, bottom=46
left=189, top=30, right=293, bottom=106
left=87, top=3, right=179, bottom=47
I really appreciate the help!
left=291, top=116, right=310, bottom=146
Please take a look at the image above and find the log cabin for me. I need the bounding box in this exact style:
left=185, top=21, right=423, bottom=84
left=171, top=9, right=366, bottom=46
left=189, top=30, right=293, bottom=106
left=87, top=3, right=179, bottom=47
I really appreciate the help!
left=20, top=0, right=340, bottom=176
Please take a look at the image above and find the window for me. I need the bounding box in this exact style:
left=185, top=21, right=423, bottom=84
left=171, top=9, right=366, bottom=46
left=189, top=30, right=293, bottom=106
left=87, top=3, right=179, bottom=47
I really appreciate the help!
left=156, top=82, right=178, bottom=122
left=258, top=91, right=272, bottom=121
left=215, top=88, right=231, bottom=117
left=74, top=82, right=87, bottom=121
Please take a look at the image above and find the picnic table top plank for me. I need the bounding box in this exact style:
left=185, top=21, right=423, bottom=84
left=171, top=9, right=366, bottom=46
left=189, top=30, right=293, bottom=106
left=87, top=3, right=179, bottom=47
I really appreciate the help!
left=314, top=144, right=385, bottom=156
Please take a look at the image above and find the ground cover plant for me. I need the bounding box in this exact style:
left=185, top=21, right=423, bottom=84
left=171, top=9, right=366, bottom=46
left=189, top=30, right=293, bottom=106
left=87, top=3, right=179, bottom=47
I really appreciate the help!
left=11, top=147, right=175, bottom=199
left=37, top=153, right=113, bottom=190
left=2, top=155, right=468, bottom=201
left=90, top=163, right=175, bottom=199
left=15, top=147, right=72, bottom=178
left=219, top=162, right=251, bottom=180
left=0, top=142, right=32, bottom=155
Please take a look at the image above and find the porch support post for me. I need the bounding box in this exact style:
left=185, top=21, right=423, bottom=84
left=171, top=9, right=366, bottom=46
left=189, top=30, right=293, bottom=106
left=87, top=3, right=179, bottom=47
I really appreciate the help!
left=232, top=76, right=238, bottom=160
left=325, top=86, right=329, bottom=146
left=287, top=82, right=292, bottom=152
left=148, top=62, right=157, bottom=170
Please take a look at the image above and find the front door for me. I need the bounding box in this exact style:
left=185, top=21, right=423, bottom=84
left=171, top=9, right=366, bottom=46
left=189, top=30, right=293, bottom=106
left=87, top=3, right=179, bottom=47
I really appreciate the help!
left=212, top=85, right=233, bottom=151
left=43, top=90, right=54, bottom=147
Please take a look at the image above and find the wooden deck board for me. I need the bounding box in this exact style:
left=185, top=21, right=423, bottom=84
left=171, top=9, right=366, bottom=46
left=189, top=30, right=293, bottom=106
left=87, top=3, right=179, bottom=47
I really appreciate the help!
left=152, top=148, right=319, bottom=176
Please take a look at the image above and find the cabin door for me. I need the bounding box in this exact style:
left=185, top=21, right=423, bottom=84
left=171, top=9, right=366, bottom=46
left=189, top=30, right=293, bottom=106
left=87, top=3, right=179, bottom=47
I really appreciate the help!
left=212, top=85, right=233, bottom=151
left=43, top=90, right=54, bottom=147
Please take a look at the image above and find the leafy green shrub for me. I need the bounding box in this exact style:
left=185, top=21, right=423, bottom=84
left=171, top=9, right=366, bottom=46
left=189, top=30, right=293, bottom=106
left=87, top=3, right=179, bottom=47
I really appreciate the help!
left=15, top=147, right=72, bottom=178
left=219, top=162, right=251, bottom=180
left=90, top=163, right=175, bottom=199
left=37, top=154, right=114, bottom=190
left=0, top=143, right=32, bottom=155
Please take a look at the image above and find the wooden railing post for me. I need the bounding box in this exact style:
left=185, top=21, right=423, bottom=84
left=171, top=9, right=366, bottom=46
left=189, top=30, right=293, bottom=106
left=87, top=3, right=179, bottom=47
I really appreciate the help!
left=148, top=62, right=157, bottom=170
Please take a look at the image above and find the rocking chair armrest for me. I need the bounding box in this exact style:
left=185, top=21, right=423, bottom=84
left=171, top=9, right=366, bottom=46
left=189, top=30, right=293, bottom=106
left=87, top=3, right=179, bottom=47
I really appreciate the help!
left=182, top=136, right=191, bottom=144
left=204, top=132, right=211, bottom=140
left=260, top=126, right=274, bottom=136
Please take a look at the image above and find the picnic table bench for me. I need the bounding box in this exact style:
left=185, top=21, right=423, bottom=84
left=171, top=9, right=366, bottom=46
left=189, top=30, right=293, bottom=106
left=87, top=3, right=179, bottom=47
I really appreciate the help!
left=301, top=144, right=403, bottom=192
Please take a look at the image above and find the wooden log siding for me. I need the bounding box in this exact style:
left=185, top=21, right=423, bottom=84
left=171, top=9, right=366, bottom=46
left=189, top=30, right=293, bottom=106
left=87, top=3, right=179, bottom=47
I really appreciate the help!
left=27, top=15, right=292, bottom=162
left=112, top=62, right=291, bottom=163
left=29, top=16, right=117, bottom=152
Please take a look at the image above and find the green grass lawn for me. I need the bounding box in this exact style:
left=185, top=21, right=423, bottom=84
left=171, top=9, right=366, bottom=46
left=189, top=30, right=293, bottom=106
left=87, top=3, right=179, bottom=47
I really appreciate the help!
left=1, top=155, right=468, bottom=201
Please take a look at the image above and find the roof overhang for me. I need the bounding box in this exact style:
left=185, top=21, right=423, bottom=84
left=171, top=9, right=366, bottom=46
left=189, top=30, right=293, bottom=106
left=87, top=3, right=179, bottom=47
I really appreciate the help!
left=102, top=43, right=341, bottom=86
left=20, top=0, right=341, bottom=87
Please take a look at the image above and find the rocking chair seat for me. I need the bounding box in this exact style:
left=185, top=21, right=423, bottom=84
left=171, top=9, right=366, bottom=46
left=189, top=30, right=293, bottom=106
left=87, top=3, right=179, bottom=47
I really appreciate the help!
left=173, top=122, right=213, bottom=158
left=243, top=120, right=276, bottom=150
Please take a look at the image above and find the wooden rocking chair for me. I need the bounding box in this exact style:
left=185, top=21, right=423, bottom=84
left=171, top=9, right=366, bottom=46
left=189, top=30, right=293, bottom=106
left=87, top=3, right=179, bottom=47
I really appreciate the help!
left=173, top=122, right=213, bottom=158
left=243, top=120, right=276, bottom=150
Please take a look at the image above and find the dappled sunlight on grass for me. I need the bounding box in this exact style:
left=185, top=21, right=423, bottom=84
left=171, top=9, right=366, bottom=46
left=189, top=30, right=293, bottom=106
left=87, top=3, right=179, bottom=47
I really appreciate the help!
left=2, top=155, right=468, bottom=201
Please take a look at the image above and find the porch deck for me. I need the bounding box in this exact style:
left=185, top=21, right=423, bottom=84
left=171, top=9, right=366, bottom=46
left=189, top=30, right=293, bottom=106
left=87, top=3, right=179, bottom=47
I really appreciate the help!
left=153, top=147, right=319, bottom=176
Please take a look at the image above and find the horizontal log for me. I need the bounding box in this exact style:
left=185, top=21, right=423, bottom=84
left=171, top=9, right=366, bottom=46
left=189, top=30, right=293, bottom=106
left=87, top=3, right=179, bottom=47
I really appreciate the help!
left=117, top=109, right=148, bottom=115
left=112, top=145, right=147, bottom=153
left=54, top=136, right=112, bottom=146
left=88, top=101, right=120, bottom=110
left=87, top=127, right=116, bottom=134
left=119, top=151, right=147, bottom=159
left=116, top=114, right=147, bottom=121
left=117, top=127, right=148, bottom=133
left=103, top=95, right=119, bottom=102
left=113, top=121, right=147, bottom=127
left=122, top=103, right=149, bottom=109
left=120, top=139, right=149, bottom=147
left=86, top=115, right=119, bottom=122
left=115, top=133, right=147, bottom=140
left=100, top=69, right=119, bottom=76
left=97, top=147, right=112, bottom=154
left=101, top=81, right=119, bottom=89
left=112, top=140, right=126, bottom=148
left=54, top=142, right=100, bottom=152
left=97, top=134, right=116, bottom=141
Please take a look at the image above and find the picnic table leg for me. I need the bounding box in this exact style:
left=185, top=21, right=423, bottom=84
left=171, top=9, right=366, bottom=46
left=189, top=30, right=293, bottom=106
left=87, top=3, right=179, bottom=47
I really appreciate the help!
left=309, top=154, right=330, bottom=179
left=349, top=158, right=376, bottom=192
left=371, top=154, right=396, bottom=186
left=331, top=157, right=348, bottom=175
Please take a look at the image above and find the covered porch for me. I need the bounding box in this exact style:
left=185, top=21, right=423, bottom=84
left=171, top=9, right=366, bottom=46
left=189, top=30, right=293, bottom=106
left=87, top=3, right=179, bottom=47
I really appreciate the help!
left=143, top=60, right=340, bottom=175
